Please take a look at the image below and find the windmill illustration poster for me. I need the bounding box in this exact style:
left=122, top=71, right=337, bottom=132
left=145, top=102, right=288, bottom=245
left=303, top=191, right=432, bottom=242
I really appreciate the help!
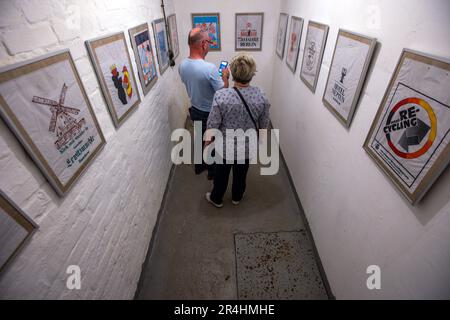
left=323, top=30, right=376, bottom=127
left=300, top=21, right=329, bottom=93
left=235, top=13, right=264, bottom=51
left=86, top=32, right=141, bottom=127
left=0, top=50, right=106, bottom=195
left=364, top=49, right=450, bottom=204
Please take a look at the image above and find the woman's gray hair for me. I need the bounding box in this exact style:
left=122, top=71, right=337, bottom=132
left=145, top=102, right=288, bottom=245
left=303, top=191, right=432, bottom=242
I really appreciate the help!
left=229, top=53, right=257, bottom=84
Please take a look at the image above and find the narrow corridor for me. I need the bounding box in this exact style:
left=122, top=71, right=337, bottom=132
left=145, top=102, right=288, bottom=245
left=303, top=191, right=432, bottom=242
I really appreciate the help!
left=135, top=122, right=330, bottom=299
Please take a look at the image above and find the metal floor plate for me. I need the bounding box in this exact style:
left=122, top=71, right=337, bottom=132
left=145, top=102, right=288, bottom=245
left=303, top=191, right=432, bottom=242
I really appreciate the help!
left=235, top=230, right=328, bottom=299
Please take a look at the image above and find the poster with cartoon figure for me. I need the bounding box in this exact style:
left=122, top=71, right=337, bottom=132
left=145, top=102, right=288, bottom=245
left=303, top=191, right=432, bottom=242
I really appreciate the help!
left=86, top=32, right=140, bottom=127
left=0, top=50, right=106, bottom=195
left=286, top=16, right=303, bottom=73
left=191, top=13, right=221, bottom=51
left=129, top=23, right=158, bottom=96
left=323, top=29, right=376, bottom=127
left=364, top=49, right=450, bottom=204
left=300, top=21, right=329, bottom=93
left=235, top=13, right=264, bottom=51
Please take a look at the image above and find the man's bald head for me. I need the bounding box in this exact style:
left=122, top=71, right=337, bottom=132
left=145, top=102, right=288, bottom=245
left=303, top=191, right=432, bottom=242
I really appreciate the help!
left=188, top=28, right=207, bottom=46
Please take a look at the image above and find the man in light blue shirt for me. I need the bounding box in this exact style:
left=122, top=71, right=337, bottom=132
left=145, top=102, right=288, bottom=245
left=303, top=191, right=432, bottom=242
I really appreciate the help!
left=179, top=28, right=229, bottom=178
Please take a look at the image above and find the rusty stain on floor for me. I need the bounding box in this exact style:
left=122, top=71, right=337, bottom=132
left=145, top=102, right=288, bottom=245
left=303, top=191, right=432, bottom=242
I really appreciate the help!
left=235, top=230, right=328, bottom=299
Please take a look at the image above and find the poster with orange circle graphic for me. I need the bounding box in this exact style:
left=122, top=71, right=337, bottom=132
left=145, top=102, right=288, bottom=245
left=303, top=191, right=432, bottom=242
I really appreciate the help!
left=364, top=49, right=450, bottom=204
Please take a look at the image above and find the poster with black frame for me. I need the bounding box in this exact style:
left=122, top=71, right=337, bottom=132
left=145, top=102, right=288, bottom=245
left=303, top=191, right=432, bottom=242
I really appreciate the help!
left=0, top=49, right=106, bottom=196
left=235, top=13, right=264, bottom=51
left=300, top=21, right=329, bottom=93
left=152, top=18, right=170, bottom=75
left=191, top=13, right=221, bottom=51
left=128, top=23, right=158, bottom=96
left=322, top=29, right=376, bottom=128
left=86, top=32, right=141, bottom=128
left=167, top=14, right=180, bottom=59
left=0, top=190, right=37, bottom=274
left=276, top=13, right=289, bottom=59
left=286, top=16, right=304, bottom=73
left=363, top=49, right=450, bottom=204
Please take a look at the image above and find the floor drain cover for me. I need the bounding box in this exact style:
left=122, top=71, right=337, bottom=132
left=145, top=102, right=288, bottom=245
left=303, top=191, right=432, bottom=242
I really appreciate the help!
left=235, top=230, right=328, bottom=299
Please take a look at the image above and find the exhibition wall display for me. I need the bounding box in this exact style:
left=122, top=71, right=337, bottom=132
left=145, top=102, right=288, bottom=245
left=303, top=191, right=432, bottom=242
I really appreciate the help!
left=128, top=23, right=158, bottom=96
left=168, top=14, right=180, bottom=59
left=0, top=191, right=37, bottom=274
left=235, top=13, right=264, bottom=51
left=364, top=49, right=450, bottom=204
left=86, top=32, right=141, bottom=128
left=152, top=18, right=171, bottom=75
left=300, top=21, right=329, bottom=93
left=275, top=13, right=289, bottom=60
left=191, top=13, right=221, bottom=51
left=286, top=16, right=304, bottom=73
left=322, top=29, right=377, bottom=128
left=0, top=50, right=106, bottom=196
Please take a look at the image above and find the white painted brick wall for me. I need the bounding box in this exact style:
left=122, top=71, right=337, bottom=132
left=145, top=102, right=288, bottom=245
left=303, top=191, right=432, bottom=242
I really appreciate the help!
left=0, top=0, right=189, bottom=299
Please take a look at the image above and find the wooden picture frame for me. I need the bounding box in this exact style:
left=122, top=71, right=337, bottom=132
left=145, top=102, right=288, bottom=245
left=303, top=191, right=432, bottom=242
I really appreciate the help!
left=286, top=16, right=304, bottom=73
left=152, top=18, right=170, bottom=75
left=0, top=49, right=106, bottom=196
left=322, top=29, right=376, bottom=128
left=276, top=13, right=289, bottom=59
left=167, top=14, right=180, bottom=59
left=86, top=32, right=141, bottom=128
left=128, top=23, right=158, bottom=96
left=300, top=21, right=329, bottom=93
left=235, top=12, right=264, bottom=51
left=0, top=190, right=38, bottom=274
left=363, top=49, right=450, bottom=204
left=191, top=13, right=221, bottom=51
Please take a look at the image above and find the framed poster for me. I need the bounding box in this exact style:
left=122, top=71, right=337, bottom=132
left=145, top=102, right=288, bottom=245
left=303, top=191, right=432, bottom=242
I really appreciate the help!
left=0, top=50, right=106, bottom=196
left=191, top=13, right=221, bottom=51
left=128, top=23, right=158, bottom=96
left=323, top=29, right=376, bottom=127
left=300, top=21, right=329, bottom=93
left=363, top=49, right=450, bottom=204
left=286, top=16, right=304, bottom=73
left=152, top=18, right=170, bottom=75
left=86, top=32, right=141, bottom=128
left=276, top=13, right=289, bottom=59
left=168, top=14, right=180, bottom=59
left=0, top=190, right=37, bottom=273
left=235, top=13, right=264, bottom=51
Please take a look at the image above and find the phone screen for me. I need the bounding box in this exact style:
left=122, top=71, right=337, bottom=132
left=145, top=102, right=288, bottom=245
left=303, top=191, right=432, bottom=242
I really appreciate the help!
left=219, top=61, right=228, bottom=76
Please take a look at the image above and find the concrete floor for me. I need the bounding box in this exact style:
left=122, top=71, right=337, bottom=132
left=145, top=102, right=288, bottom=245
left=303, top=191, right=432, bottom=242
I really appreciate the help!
left=135, top=148, right=330, bottom=299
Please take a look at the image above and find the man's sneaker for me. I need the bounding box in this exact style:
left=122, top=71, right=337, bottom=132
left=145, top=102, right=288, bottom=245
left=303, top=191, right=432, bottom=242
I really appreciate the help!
left=205, top=192, right=223, bottom=208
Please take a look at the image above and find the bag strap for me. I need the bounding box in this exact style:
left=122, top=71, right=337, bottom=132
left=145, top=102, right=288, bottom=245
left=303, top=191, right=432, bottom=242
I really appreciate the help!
left=233, top=87, right=258, bottom=131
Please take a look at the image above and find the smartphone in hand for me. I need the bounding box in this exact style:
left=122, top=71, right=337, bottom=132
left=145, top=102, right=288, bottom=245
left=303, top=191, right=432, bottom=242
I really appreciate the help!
left=218, top=61, right=228, bottom=76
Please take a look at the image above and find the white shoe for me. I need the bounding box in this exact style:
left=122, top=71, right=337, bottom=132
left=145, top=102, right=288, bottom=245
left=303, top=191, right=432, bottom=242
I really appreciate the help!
left=206, top=192, right=223, bottom=208
left=232, top=193, right=245, bottom=205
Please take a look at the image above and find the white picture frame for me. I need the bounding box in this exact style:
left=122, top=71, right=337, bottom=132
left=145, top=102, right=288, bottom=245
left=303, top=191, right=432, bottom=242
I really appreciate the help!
left=322, top=29, right=377, bottom=128
left=363, top=49, right=450, bottom=204
left=0, top=50, right=106, bottom=196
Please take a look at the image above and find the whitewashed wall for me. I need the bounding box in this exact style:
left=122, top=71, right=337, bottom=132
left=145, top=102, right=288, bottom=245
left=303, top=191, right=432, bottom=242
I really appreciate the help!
left=0, top=0, right=189, bottom=299
left=271, top=0, right=450, bottom=299
left=173, top=0, right=282, bottom=100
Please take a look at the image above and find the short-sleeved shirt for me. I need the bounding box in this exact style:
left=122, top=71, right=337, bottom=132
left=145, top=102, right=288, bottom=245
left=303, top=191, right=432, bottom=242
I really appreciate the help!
left=179, top=58, right=224, bottom=112
left=207, top=86, right=271, bottom=160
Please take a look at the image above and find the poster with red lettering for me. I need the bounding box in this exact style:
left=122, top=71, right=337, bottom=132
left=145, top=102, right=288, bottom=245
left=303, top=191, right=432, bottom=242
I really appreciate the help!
left=364, top=49, right=450, bottom=204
